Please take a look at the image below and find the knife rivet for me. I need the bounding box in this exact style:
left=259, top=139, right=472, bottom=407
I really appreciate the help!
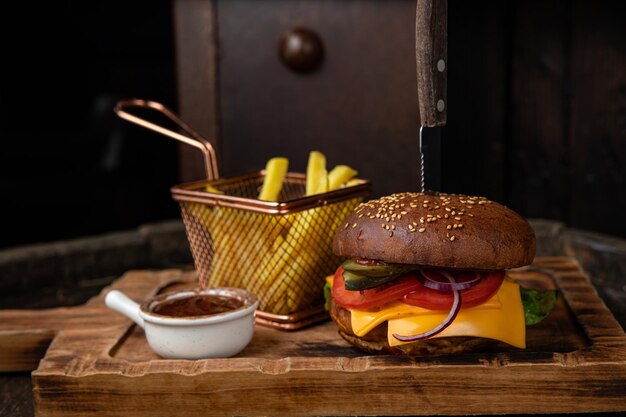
left=437, top=59, right=446, bottom=72
left=437, top=100, right=445, bottom=112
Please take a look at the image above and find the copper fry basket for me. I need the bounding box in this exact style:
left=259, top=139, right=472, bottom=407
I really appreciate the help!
left=115, top=99, right=371, bottom=329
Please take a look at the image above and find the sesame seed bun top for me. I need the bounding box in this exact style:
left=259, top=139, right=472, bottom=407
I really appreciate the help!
left=332, top=192, right=535, bottom=270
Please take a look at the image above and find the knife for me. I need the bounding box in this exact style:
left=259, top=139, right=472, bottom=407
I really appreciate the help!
left=416, top=0, right=447, bottom=192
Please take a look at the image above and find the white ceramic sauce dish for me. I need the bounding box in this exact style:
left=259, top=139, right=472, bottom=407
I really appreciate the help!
left=105, top=287, right=259, bottom=359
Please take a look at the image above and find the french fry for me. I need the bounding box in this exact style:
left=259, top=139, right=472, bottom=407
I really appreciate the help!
left=314, top=169, right=329, bottom=194
left=205, top=184, right=223, bottom=194
left=259, top=157, right=288, bottom=201
left=184, top=152, right=361, bottom=314
left=328, top=165, right=358, bottom=191
left=261, top=157, right=358, bottom=310
left=344, top=178, right=361, bottom=187
left=188, top=203, right=288, bottom=299
left=305, top=151, right=326, bottom=196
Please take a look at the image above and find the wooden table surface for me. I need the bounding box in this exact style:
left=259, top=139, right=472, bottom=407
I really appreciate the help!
left=2, top=266, right=626, bottom=417
left=1, top=219, right=624, bottom=416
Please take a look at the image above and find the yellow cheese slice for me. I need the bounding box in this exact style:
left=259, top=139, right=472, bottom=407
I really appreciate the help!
left=350, top=277, right=526, bottom=349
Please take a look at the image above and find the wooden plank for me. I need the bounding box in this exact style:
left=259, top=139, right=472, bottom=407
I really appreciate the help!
left=173, top=0, right=221, bottom=182
left=0, top=373, right=33, bottom=417
left=444, top=0, right=509, bottom=200
left=508, top=0, right=570, bottom=220
left=0, top=270, right=186, bottom=372
left=569, top=0, right=626, bottom=237
left=215, top=0, right=421, bottom=196
left=20, top=258, right=626, bottom=416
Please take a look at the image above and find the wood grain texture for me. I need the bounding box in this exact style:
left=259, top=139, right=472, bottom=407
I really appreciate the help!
left=11, top=258, right=623, bottom=416
left=0, top=374, right=33, bottom=417
left=415, top=0, right=447, bottom=126
left=443, top=0, right=509, bottom=200
left=214, top=0, right=421, bottom=197
left=173, top=0, right=221, bottom=182
left=0, top=270, right=186, bottom=372
left=569, top=0, right=626, bottom=236
left=509, top=0, right=570, bottom=222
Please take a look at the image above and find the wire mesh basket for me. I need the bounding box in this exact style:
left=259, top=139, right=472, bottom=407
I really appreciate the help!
left=115, top=99, right=371, bottom=328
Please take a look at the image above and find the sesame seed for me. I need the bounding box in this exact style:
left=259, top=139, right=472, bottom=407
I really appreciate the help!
left=455, top=216, right=461, bottom=221
left=418, top=228, right=426, bottom=233
left=381, top=223, right=385, bottom=228
left=447, top=225, right=451, bottom=230
left=352, top=223, right=357, bottom=229
left=358, top=214, right=364, bottom=218
left=450, top=235, right=456, bottom=241
left=437, top=215, right=442, bottom=219
left=444, top=214, right=449, bottom=219
left=385, top=217, right=390, bottom=222
left=385, top=225, right=390, bottom=230
left=453, top=224, right=458, bottom=229
left=445, top=207, right=451, bottom=212
left=344, top=223, right=349, bottom=229
left=390, top=231, right=394, bottom=237
left=468, top=213, right=474, bottom=217
left=401, top=211, right=407, bottom=215
left=391, top=225, right=396, bottom=230
left=458, top=224, right=464, bottom=228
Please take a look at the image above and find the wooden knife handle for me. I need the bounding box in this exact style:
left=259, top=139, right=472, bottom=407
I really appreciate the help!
left=416, top=0, right=447, bottom=127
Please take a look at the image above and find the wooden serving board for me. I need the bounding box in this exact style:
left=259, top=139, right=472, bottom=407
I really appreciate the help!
left=1, top=258, right=625, bottom=416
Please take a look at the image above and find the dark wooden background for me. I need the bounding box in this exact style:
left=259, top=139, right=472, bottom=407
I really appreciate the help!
left=176, top=0, right=626, bottom=238
left=1, top=0, right=625, bottom=250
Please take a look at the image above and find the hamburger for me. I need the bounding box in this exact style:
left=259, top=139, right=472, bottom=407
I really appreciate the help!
left=328, top=192, right=557, bottom=355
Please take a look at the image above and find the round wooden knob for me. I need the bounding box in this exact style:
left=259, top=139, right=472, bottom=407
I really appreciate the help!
left=279, top=28, right=324, bottom=73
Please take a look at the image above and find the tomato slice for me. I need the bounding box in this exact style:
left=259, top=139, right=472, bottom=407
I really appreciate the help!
left=331, top=267, right=423, bottom=310
left=402, top=270, right=505, bottom=310
left=332, top=267, right=506, bottom=311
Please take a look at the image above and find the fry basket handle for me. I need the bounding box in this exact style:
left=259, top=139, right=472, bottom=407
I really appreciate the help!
left=114, top=99, right=219, bottom=181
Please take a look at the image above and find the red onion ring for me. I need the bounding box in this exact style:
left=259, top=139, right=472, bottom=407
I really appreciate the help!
left=392, top=274, right=461, bottom=342
left=420, top=269, right=481, bottom=292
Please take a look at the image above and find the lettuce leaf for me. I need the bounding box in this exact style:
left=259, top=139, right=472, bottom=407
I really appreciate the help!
left=323, top=281, right=332, bottom=311
left=520, top=287, right=559, bottom=326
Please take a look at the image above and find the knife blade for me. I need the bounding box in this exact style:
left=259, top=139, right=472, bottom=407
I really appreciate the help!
left=416, top=0, right=447, bottom=192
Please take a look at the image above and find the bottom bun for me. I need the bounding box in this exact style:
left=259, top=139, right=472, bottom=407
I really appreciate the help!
left=329, top=297, right=493, bottom=356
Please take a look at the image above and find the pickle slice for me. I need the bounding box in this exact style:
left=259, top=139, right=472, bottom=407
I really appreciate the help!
left=342, top=270, right=406, bottom=291
left=341, top=259, right=416, bottom=278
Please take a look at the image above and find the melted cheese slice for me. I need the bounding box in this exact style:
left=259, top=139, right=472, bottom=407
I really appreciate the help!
left=350, top=277, right=526, bottom=348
